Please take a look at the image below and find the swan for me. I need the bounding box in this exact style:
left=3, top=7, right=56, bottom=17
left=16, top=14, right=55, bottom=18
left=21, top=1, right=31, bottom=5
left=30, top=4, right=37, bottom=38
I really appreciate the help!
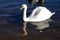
left=20, top=4, right=55, bottom=22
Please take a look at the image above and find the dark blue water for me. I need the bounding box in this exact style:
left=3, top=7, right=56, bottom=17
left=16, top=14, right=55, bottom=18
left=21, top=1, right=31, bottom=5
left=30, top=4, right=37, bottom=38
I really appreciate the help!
left=0, top=0, right=60, bottom=23
left=0, top=0, right=60, bottom=39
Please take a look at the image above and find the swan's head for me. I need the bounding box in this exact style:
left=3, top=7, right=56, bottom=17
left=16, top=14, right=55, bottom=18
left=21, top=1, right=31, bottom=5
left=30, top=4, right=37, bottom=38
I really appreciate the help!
left=20, top=4, right=27, bottom=10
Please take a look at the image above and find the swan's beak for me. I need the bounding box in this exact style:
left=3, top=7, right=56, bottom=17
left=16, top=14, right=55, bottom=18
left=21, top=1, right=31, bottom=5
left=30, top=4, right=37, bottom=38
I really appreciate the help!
left=20, top=6, right=24, bottom=10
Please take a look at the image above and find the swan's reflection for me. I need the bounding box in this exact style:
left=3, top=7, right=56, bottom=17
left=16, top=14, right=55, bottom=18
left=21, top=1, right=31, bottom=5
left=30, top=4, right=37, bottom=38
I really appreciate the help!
left=22, top=21, right=27, bottom=36
left=22, top=19, right=52, bottom=36
left=29, top=19, right=52, bottom=32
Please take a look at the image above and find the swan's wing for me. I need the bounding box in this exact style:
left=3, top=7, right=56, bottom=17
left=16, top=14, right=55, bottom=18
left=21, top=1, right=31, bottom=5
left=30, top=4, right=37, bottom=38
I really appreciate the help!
left=30, top=7, right=41, bottom=17
left=33, top=8, right=41, bottom=16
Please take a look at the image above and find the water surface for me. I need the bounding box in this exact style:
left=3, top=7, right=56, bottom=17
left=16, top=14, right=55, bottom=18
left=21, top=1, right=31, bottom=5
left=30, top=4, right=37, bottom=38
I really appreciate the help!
left=0, top=0, right=60, bottom=40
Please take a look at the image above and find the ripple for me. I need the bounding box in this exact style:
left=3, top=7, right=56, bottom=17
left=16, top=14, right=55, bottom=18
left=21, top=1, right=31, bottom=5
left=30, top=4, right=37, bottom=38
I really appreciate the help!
left=0, top=0, right=60, bottom=21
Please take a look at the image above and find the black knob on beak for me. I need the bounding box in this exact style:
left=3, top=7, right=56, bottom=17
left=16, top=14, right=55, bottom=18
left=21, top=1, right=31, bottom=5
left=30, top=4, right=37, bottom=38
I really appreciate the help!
left=20, top=6, right=23, bottom=10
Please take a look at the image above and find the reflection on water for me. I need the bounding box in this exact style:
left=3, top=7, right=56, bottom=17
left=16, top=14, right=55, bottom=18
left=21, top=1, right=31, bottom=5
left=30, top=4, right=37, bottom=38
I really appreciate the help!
left=22, top=21, right=27, bottom=36
left=22, top=19, right=55, bottom=35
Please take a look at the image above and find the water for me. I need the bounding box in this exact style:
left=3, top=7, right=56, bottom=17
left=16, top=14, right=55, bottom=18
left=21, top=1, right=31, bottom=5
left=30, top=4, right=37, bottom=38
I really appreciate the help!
left=0, top=0, right=60, bottom=40
left=0, top=0, right=60, bottom=23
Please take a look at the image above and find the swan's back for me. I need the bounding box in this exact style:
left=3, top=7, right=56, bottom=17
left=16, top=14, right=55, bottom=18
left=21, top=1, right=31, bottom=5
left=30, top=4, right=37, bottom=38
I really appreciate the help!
left=30, top=6, right=52, bottom=17
left=30, top=6, right=43, bottom=17
left=37, top=7, right=55, bottom=21
left=29, top=6, right=52, bottom=18
left=27, top=6, right=55, bottom=22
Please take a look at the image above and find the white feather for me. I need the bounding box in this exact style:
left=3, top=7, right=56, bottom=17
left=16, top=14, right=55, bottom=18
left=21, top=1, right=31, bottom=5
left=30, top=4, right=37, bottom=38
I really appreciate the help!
left=20, top=4, right=55, bottom=22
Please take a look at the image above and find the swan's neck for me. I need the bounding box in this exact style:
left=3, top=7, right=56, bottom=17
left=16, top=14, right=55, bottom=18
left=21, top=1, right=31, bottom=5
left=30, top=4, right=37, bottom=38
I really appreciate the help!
left=23, top=7, right=27, bottom=21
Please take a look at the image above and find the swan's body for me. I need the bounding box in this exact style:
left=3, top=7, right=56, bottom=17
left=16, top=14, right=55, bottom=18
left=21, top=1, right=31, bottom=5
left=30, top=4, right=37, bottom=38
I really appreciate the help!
left=20, top=4, right=55, bottom=34
left=20, top=4, right=55, bottom=22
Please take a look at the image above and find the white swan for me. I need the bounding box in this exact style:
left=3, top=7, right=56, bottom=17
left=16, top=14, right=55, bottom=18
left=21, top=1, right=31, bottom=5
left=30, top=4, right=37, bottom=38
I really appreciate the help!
left=20, top=4, right=55, bottom=22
